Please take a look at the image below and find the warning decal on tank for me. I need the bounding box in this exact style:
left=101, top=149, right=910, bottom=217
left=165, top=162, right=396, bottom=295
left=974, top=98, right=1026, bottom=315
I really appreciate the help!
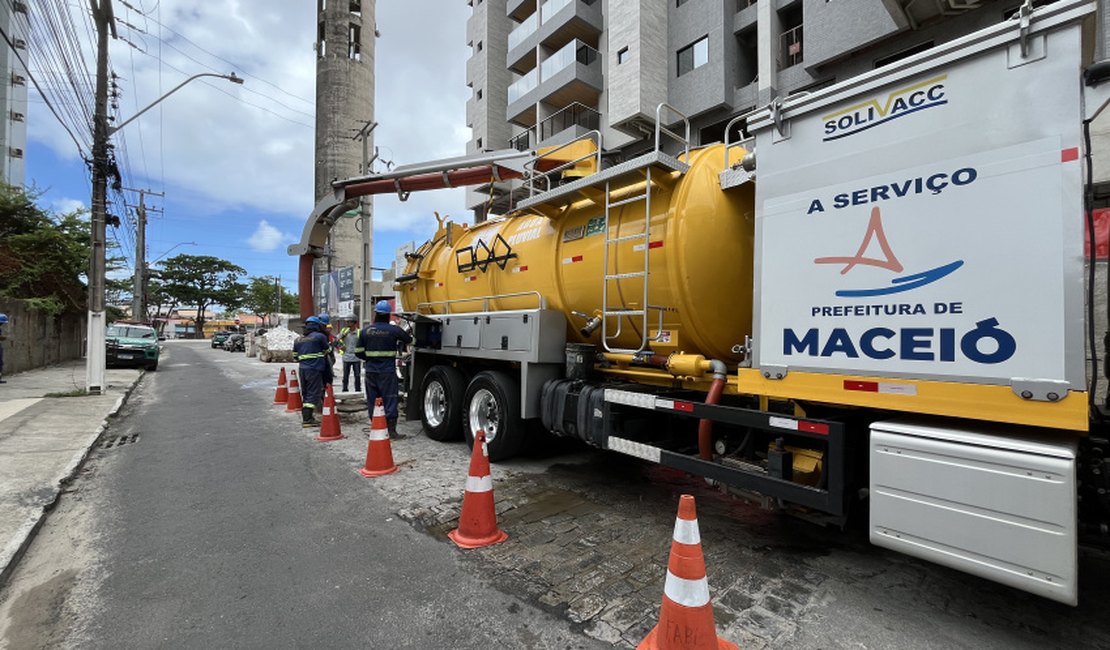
left=633, top=241, right=664, bottom=252
left=563, top=225, right=586, bottom=242
left=562, top=255, right=584, bottom=265
left=585, top=216, right=606, bottom=237
left=511, top=265, right=529, bottom=273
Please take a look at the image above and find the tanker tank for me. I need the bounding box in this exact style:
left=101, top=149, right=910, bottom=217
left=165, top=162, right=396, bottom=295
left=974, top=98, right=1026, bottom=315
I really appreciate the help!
left=397, top=143, right=754, bottom=363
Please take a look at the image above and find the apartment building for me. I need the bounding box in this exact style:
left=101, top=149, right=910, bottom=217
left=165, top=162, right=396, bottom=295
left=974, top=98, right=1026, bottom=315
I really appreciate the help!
left=0, top=0, right=28, bottom=187
left=464, top=0, right=1057, bottom=220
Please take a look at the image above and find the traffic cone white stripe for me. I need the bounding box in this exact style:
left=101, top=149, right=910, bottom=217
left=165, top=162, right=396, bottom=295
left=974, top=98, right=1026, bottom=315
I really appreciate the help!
left=323, top=405, right=333, bottom=416
left=369, top=427, right=389, bottom=441
left=663, top=571, right=711, bottom=608
left=290, top=384, right=300, bottom=393
left=465, top=475, right=493, bottom=493
left=673, top=518, right=700, bottom=545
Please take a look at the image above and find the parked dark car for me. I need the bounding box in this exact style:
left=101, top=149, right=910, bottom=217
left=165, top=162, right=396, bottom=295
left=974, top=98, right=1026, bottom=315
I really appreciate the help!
left=224, top=333, right=245, bottom=352
left=106, top=323, right=160, bottom=371
left=211, top=331, right=231, bottom=348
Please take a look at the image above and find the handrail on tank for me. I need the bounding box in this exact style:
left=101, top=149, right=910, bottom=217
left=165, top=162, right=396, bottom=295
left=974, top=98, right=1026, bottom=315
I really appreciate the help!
left=523, top=129, right=603, bottom=197
left=722, top=109, right=759, bottom=169
left=654, top=103, right=691, bottom=160
left=416, top=291, right=546, bottom=315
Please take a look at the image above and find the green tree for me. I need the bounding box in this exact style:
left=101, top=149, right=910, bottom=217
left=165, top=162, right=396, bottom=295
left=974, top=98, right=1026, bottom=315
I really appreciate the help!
left=158, top=254, right=246, bottom=336
left=242, top=276, right=300, bottom=327
left=0, top=185, right=88, bottom=316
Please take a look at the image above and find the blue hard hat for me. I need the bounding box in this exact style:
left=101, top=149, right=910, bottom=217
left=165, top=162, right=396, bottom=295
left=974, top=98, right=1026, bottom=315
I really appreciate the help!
left=0, top=312, right=7, bottom=324
left=305, top=316, right=322, bottom=326
left=316, top=313, right=330, bottom=325
left=374, top=300, right=392, bottom=314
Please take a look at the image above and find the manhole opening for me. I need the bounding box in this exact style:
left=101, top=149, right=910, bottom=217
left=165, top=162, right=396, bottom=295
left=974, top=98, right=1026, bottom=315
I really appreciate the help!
left=102, top=433, right=140, bottom=448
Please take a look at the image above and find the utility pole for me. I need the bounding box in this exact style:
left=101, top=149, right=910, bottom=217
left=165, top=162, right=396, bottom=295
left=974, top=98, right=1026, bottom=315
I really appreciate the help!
left=275, top=276, right=281, bottom=327
left=123, top=187, right=164, bottom=323
left=87, top=0, right=115, bottom=394
left=353, top=120, right=378, bottom=321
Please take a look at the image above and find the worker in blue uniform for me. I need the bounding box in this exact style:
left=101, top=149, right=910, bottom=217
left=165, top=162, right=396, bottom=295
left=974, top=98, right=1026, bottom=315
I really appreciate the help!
left=355, top=300, right=411, bottom=436
left=293, top=316, right=331, bottom=428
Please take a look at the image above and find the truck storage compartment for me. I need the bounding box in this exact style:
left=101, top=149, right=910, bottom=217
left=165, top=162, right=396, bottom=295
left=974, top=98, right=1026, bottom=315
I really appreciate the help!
left=869, top=419, right=1079, bottom=604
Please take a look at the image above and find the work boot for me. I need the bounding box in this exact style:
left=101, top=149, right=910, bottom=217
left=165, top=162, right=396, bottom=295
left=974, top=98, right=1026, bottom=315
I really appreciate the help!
left=302, top=407, right=319, bottom=428
left=387, top=419, right=399, bottom=439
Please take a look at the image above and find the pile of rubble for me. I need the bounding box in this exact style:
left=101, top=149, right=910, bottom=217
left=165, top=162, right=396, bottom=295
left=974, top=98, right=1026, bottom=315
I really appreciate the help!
left=257, top=327, right=298, bottom=362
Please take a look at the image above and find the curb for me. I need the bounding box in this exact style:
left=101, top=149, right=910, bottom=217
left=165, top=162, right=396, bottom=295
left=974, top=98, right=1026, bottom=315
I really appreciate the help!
left=0, top=371, right=145, bottom=589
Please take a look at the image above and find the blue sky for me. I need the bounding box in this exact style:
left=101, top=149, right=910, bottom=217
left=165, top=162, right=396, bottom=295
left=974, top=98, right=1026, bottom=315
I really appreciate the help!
left=25, top=1, right=473, bottom=296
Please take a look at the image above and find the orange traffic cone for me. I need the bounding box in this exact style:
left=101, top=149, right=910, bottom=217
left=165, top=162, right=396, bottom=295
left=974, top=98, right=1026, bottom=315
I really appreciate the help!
left=638, top=495, right=738, bottom=650
left=316, top=384, right=345, bottom=442
left=358, top=398, right=398, bottom=476
left=284, top=370, right=303, bottom=413
left=272, top=367, right=288, bottom=405
left=447, top=430, right=508, bottom=549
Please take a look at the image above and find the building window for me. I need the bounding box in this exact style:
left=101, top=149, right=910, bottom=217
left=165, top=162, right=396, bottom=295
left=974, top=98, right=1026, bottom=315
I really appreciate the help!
left=874, top=41, right=934, bottom=68
left=677, top=36, right=708, bottom=76
left=477, top=40, right=483, bottom=53
left=617, top=47, right=629, bottom=64
left=677, top=0, right=689, bottom=6
left=477, top=137, right=483, bottom=149
left=477, top=88, right=483, bottom=100
left=778, top=3, right=803, bottom=70
left=317, top=20, right=326, bottom=58
left=350, top=0, right=361, bottom=16
left=349, top=23, right=361, bottom=60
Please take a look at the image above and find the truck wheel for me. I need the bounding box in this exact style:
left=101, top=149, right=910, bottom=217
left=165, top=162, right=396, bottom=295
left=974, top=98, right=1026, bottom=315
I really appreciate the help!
left=421, top=365, right=466, bottom=441
left=463, top=370, right=524, bottom=462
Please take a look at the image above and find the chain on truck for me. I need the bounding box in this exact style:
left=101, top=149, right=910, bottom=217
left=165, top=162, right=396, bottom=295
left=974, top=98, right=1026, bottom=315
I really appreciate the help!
left=291, top=0, right=1110, bottom=606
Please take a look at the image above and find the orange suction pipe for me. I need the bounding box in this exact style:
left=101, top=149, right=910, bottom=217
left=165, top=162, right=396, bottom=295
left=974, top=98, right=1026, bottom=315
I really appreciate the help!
left=698, top=361, right=728, bottom=460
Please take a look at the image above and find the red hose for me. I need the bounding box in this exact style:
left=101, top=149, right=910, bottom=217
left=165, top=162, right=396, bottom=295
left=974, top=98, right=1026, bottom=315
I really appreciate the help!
left=298, top=254, right=315, bottom=319
left=698, top=377, right=726, bottom=460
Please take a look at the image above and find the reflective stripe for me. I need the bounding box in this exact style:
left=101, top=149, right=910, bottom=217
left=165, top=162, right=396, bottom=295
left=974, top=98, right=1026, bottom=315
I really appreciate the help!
left=354, top=347, right=365, bottom=352
left=362, top=350, right=397, bottom=357
left=296, top=351, right=327, bottom=359
left=323, top=406, right=332, bottom=416
left=465, top=475, right=493, bottom=493
left=663, top=571, right=711, bottom=607
left=368, top=427, right=389, bottom=441
left=673, top=518, right=700, bottom=545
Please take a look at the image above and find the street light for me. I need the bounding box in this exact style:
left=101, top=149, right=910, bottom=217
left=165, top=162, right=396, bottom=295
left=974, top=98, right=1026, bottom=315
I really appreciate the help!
left=151, top=241, right=198, bottom=264
left=108, top=73, right=243, bottom=136
left=86, top=70, right=244, bottom=394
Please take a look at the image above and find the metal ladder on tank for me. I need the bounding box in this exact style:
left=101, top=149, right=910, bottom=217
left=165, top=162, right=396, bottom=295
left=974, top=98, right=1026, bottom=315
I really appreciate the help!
left=601, top=104, right=690, bottom=355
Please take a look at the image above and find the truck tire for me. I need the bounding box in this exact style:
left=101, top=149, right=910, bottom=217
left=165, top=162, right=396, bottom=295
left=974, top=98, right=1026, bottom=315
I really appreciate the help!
left=463, top=370, right=524, bottom=462
left=421, top=365, right=466, bottom=441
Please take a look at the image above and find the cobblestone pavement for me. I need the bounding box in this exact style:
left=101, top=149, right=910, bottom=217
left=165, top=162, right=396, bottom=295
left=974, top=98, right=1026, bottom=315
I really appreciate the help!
left=226, top=355, right=1110, bottom=649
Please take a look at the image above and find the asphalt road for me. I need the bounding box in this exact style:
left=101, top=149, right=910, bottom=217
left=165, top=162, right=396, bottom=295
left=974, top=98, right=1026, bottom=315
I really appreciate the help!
left=0, top=341, right=605, bottom=649
left=5, top=340, right=1110, bottom=649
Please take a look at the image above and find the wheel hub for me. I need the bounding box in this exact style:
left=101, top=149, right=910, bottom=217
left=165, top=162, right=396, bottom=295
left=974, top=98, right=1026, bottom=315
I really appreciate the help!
left=424, top=380, right=446, bottom=428
left=468, top=388, right=500, bottom=442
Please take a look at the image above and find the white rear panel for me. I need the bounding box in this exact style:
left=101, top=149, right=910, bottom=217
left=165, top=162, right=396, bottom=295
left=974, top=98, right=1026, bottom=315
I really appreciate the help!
left=748, top=1, right=1090, bottom=390
left=869, top=419, right=1078, bottom=604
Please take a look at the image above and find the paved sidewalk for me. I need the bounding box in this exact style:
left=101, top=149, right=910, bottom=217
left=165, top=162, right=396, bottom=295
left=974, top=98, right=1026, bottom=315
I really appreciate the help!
left=0, top=359, right=143, bottom=586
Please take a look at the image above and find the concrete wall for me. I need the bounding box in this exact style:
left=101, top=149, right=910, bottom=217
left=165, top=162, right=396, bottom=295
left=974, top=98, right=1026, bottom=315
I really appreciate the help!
left=0, top=301, right=85, bottom=376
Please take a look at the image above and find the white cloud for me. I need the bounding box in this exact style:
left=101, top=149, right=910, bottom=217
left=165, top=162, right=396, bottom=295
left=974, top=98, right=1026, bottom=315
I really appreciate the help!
left=28, top=0, right=474, bottom=239
left=246, top=219, right=292, bottom=252
left=51, top=198, right=87, bottom=215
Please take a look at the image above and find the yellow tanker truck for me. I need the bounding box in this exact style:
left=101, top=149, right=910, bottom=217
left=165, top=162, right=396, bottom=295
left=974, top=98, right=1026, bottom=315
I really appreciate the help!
left=293, top=1, right=1110, bottom=604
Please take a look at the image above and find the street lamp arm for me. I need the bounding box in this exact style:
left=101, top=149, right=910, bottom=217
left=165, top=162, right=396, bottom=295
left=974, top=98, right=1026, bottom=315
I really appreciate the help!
left=108, top=73, right=244, bottom=136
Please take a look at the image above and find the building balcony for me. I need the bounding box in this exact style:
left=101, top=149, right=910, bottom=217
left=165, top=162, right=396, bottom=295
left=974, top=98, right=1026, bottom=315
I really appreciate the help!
left=779, top=24, right=803, bottom=70
left=507, top=12, right=540, bottom=73
left=507, top=102, right=600, bottom=151
left=507, top=0, right=535, bottom=22
left=537, top=0, right=601, bottom=51
left=507, top=40, right=601, bottom=127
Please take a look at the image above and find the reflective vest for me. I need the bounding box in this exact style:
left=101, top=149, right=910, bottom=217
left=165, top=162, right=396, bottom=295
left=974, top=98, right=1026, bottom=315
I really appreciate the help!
left=293, top=331, right=331, bottom=371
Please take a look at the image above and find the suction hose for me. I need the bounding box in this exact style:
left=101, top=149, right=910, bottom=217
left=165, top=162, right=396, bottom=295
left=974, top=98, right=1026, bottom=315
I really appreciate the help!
left=698, top=360, right=728, bottom=461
